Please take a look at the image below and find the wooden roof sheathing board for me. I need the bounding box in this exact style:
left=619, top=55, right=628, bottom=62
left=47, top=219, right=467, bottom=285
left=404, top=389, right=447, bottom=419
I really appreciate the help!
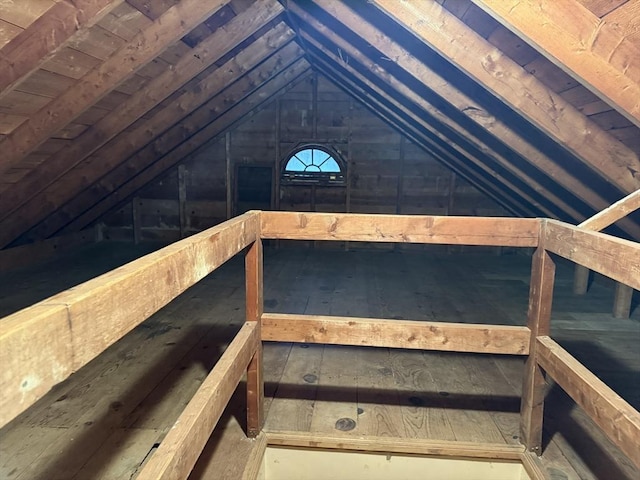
left=0, top=0, right=638, bottom=248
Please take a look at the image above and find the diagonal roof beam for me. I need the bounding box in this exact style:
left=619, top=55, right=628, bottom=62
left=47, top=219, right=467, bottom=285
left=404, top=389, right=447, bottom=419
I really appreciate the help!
left=307, top=52, right=533, bottom=218
left=53, top=62, right=312, bottom=237
left=1, top=26, right=300, bottom=248
left=294, top=28, right=540, bottom=218
left=0, top=0, right=124, bottom=101
left=471, top=0, right=640, bottom=128
left=289, top=1, right=576, bottom=222
left=0, top=0, right=284, bottom=224
left=372, top=0, right=640, bottom=195
left=0, top=0, right=233, bottom=176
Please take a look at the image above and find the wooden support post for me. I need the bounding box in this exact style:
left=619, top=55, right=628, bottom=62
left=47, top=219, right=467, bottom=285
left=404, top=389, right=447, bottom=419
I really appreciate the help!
left=446, top=172, right=456, bottom=254
left=226, top=132, right=232, bottom=220
left=132, top=197, right=141, bottom=244
left=345, top=99, right=353, bottom=252
left=521, top=243, right=556, bottom=454
left=573, top=264, right=590, bottom=295
left=274, top=99, right=281, bottom=211
left=178, top=165, right=187, bottom=238
left=245, top=237, right=264, bottom=437
left=613, top=283, right=634, bottom=319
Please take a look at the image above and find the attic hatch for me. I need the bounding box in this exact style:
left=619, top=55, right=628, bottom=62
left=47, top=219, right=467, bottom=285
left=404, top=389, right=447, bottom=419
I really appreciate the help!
left=281, top=145, right=346, bottom=185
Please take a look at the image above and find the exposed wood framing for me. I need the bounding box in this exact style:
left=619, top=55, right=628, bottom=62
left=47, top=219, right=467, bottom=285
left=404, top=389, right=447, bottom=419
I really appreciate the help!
left=0, top=212, right=258, bottom=427
left=0, top=1, right=286, bottom=246
left=55, top=61, right=311, bottom=237
left=306, top=49, right=532, bottom=218
left=132, top=196, right=142, bottom=244
left=226, top=132, right=233, bottom=219
left=0, top=0, right=234, bottom=176
left=261, top=313, right=530, bottom=355
left=520, top=245, right=556, bottom=453
left=260, top=211, right=540, bottom=246
left=372, top=0, right=640, bottom=196
left=246, top=237, right=264, bottom=437
left=293, top=0, right=564, bottom=221
left=471, top=0, right=640, bottom=127
left=135, top=321, right=260, bottom=480
left=613, top=282, right=634, bottom=318
left=536, top=336, right=640, bottom=468
left=579, top=189, right=640, bottom=232
left=5, top=24, right=300, bottom=246
left=544, top=219, right=640, bottom=290
left=0, top=0, right=124, bottom=100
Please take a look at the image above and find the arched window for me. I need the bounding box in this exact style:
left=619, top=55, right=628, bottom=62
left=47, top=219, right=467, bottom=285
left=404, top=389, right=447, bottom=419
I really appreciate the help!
left=281, top=145, right=346, bottom=185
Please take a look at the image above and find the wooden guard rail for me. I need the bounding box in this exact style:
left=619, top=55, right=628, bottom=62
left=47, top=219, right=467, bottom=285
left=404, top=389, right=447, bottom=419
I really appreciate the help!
left=1, top=211, right=639, bottom=477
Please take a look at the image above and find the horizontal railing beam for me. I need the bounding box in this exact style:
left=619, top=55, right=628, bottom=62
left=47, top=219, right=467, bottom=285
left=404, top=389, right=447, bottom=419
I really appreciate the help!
left=543, top=219, right=640, bottom=290
left=136, top=321, right=260, bottom=480
left=0, top=212, right=259, bottom=427
left=260, top=211, right=540, bottom=247
left=536, top=336, right=640, bottom=468
left=262, top=313, right=530, bottom=355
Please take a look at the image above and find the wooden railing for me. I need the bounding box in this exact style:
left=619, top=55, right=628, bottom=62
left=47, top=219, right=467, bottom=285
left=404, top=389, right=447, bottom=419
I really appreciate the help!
left=1, top=211, right=638, bottom=477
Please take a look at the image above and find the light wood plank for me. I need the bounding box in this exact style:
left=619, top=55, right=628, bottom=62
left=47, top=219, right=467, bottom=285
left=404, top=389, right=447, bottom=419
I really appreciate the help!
left=579, top=189, right=640, bottom=232
left=0, top=0, right=232, bottom=176
left=261, top=211, right=539, bottom=247
left=543, top=219, right=640, bottom=290
left=373, top=0, right=640, bottom=195
left=0, top=0, right=123, bottom=100
left=265, top=431, right=525, bottom=460
left=536, top=336, right=640, bottom=468
left=0, top=212, right=258, bottom=427
left=471, top=0, right=640, bottom=127
left=135, top=321, right=260, bottom=480
left=262, top=313, right=530, bottom=355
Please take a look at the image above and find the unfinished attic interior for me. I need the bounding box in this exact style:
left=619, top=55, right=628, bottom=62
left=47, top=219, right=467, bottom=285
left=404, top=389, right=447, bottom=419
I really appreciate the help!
left=0, top=0, right=639, bottom=477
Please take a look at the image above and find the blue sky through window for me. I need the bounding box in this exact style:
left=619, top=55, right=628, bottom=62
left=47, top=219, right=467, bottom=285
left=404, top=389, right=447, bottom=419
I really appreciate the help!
left=285, top=148, right=341, bottom=173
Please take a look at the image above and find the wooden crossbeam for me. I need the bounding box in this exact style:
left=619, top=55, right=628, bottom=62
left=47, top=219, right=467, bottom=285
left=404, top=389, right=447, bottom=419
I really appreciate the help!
left=544, top=219, right=640, bottom=290
left=135, top=321, right=260, bottom=480
left=261, top=313, right=530, bottom=355
left=579, top=189, right=640, bottom=232
left=55, top=61, right=312, bottom=235
left=0, top=0, right=124, bottom=100
left=0, top=212, right=258, bottom=428
left=536, top=336, right=640, bottom=468
left=1, top=24, right=299, bottom=247
left=260, top=211, right=540, bottom=246
left=471, top=0, right=640, bottom=128
left=293, top=0, right=581, bottom=224
left=0, top=0, right=233, bottom=176
left=0, top=0, right=285, bottom=224
left=372, top=0, right=640, bottom=196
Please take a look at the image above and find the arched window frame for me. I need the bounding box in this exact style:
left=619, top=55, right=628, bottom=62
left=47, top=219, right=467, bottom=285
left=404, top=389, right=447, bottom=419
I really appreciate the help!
left=281, top=144, right=346, bottom=185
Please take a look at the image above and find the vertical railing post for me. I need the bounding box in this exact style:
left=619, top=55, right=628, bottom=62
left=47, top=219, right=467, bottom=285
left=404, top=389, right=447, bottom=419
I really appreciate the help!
left=521, top=223, right=555, bottom=454
left=245, top=230, right=264, bottom=438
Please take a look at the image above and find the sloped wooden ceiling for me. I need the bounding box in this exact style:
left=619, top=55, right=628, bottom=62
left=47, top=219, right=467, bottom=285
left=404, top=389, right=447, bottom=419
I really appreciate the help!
left=0, top=0, right=638, bottom=248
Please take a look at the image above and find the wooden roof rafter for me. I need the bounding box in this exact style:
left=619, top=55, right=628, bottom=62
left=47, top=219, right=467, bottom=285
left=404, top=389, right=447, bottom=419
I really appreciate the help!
left=10, top=25, right=303, bottom=246
left=0, top=0, right=286, bottom=248
left=0, top=0, right=235, bottom=177
left=0, top=0, right=125, bottom=101
left=53, top=62, right=313, bottom=237
left=288, top=0, right=585, bottom=224
left=470, top=0, right=640, bottom=128
left=290, top=15, right=541, bottom=219
left=372, top=0, right=640, bottom=196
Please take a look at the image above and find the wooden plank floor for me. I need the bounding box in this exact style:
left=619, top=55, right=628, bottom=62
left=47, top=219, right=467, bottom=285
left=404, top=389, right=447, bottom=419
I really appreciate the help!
left=0, top=243, right=638, bottom=479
